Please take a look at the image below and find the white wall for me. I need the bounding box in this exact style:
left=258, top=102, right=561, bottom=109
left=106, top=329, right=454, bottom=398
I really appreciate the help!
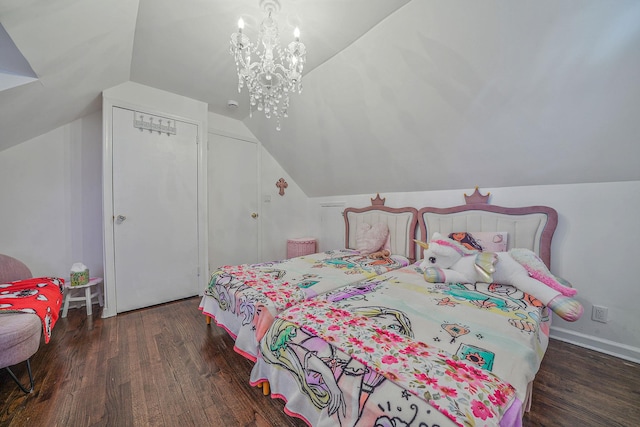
left=259, top=147, right=310, bottom=261
left=256, top=1, right=640, bottom=198
left=309, top=182, right=640, bottom=363
left=0, top=111, right=103, bottom=279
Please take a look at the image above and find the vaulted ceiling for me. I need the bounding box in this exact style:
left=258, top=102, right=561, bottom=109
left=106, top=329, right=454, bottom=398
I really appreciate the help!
left=1, top=0, right=639, bottom=197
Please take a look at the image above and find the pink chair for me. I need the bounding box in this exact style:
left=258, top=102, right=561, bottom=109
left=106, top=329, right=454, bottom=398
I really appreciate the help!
left=0, top=254, right=41, bottom=393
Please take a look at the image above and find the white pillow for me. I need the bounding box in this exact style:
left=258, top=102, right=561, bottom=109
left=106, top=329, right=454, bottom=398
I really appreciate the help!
left=356, top=223, right=389, bottom=255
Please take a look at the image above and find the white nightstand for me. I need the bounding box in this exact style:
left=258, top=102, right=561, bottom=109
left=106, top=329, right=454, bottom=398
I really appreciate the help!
left=61, top=277, right=104, bottom=318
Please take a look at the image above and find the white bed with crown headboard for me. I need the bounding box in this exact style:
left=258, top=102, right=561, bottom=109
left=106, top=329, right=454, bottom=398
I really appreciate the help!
left=199, top=195, right=418, bottom=361
left=250, top=189, right=566, bottom=427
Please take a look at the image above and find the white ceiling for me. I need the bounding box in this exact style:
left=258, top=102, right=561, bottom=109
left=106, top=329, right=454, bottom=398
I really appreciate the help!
left=1, top=0, right=639, bottom=197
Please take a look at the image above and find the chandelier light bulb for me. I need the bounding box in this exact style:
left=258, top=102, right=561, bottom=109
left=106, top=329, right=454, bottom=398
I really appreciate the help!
left=238, top=18, right=245, bottom=31
left=294, top=27, right=300, bottom=40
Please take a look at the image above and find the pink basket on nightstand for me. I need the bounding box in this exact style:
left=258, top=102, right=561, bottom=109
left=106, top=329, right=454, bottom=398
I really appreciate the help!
left=287, top=238, right=317, bottom=258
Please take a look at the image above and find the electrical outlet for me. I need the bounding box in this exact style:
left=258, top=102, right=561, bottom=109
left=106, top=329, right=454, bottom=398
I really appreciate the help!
left=592, top=305, right=608, bottom=323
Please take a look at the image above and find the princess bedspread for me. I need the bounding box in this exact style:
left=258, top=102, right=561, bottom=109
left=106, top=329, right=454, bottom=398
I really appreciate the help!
left=251, top=264, right=551, bottom=427
left=199, top=249, right=409, bottom=360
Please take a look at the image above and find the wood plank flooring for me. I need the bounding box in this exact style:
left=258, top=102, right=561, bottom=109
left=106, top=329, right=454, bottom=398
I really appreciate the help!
left=1, top=297, right=638, bottom=426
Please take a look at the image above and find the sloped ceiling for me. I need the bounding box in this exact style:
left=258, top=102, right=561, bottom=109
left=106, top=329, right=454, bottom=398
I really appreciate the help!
left=1, top=0, right=639, bottom=197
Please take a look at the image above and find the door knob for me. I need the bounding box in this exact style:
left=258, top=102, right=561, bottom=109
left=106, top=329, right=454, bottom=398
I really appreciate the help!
left=116, top=215, right=127, bottom=224
left=251, top=212, right=258, bottom=219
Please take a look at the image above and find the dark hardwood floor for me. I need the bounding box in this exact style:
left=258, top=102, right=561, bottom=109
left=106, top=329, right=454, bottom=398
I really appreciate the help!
left=1, top=297, right=638, bottom=426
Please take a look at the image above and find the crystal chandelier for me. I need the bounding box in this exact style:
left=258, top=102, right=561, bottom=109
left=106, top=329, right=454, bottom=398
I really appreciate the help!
left=230, top=0, right=306, bottom=131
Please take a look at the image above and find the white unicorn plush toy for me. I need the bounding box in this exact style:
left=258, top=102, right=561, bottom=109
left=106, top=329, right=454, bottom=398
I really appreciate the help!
left=418, top=233, right=583, bottom=321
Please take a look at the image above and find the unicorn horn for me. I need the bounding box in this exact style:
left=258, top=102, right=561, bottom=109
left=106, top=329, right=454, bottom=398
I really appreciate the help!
left=414, top=239, right=429, bottom=250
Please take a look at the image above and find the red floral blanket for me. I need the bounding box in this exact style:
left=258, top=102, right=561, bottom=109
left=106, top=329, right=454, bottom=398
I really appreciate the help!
left=0, top=277, right=65, bottom=343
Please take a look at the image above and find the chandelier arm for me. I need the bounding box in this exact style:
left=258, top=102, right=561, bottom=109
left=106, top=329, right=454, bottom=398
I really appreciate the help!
left=272, top=64, right=289, bottom=74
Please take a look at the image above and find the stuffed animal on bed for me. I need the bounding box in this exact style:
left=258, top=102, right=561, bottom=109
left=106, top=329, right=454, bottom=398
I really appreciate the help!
left=368, top=249, right=390, bottom=259
left=417, top=233, right=583, bottom=322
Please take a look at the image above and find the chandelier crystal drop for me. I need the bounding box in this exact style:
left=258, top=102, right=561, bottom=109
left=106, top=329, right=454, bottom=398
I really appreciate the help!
left=230, top=1, right=306, bottom=131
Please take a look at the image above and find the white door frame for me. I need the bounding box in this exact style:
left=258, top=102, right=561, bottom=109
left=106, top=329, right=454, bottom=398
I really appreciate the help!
left=102, top=95, right=208, bottom=318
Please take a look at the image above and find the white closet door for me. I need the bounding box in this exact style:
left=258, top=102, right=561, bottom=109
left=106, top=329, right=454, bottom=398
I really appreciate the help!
left=208, top=133, right=259, bottom=270
left=112, top=107, right=200, bottom=313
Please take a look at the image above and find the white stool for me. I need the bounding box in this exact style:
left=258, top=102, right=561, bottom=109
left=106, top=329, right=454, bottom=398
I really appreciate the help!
left=61, top=277, right=104, bottom=318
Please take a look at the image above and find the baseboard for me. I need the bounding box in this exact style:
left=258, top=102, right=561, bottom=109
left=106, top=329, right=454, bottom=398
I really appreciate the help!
left=550, top=326, right=640, bottom=364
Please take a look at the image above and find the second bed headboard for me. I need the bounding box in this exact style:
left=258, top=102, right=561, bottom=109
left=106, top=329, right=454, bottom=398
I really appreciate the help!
left=418, top=188, right=558, bottom=268
left=344, top=194, right=418, bottom=263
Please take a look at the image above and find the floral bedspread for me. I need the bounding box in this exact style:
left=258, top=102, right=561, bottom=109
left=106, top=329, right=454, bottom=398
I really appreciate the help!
left=199, top=250, right=409, bottom=360
left=251, top=264, right=551, bottom=427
